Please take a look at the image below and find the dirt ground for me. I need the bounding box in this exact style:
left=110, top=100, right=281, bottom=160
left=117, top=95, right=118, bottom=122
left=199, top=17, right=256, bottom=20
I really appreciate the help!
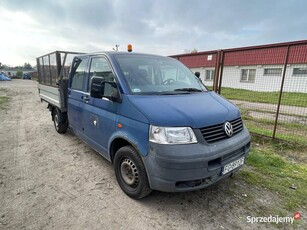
left=0, top=80, right=303, bottom=230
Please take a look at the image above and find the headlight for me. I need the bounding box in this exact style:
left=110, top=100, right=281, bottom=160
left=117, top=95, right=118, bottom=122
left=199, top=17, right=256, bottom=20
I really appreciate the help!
left=149, top=125, right=197, bottom=144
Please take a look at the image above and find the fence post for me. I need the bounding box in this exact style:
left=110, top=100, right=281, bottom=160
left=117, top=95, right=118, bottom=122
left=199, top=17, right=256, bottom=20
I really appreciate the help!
left=272, top=45, right=290, bottom=140
left=218, top=51, right=225, bottom=94
left=213, top=50, right=222, bottom=92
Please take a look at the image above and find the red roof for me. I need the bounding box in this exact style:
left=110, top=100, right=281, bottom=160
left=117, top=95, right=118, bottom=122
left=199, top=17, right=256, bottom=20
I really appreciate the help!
left=171, top=40, right=307, bottom=67
left=178, top=54, right=217, bottom=68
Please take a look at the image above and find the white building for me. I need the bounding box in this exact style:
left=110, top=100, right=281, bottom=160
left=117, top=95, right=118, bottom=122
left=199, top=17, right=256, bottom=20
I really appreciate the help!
left=171, top=40, right=307, bottom=93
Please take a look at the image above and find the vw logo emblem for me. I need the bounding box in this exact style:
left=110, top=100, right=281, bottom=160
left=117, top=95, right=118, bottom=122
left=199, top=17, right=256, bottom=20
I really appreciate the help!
left=224, top=121, right=233, bottom=137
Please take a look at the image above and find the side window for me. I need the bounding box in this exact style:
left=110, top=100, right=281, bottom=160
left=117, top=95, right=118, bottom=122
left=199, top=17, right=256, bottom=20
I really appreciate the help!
left=89, top=57, right=116, bottom=96
left=70, top=58, right=88, bottom=91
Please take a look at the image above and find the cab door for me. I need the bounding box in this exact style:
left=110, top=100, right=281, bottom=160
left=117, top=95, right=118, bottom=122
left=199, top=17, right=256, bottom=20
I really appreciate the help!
left=67, top=57, right=89, bottom=134
left=82, top=56, right=118, bottom=158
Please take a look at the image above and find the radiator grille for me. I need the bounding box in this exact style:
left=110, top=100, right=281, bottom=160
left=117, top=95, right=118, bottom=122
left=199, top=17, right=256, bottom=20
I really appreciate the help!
left=200, top=117, right=243, bottom=143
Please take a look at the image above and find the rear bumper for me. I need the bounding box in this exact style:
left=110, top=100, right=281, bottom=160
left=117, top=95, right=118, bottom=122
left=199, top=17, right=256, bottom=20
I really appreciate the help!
left=143, top=126, right=251, bottom=192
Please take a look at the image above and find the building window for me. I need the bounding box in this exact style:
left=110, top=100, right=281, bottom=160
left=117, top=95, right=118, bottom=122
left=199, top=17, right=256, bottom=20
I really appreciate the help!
left=241, top=69, right=256, bottom=82
left=293, top=68, right=307, bottom=76
left=205, top=70, right=215, bottom=81
left=264, top=68, right=282, bottom=76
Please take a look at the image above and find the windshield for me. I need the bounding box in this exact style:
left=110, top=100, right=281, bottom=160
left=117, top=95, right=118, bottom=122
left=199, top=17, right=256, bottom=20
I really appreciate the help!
left=114, top=54, right=207, bottom=95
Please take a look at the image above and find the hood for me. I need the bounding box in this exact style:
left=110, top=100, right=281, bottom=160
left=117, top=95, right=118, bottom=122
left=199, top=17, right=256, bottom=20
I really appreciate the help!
left=127, top=91, right=240, bottom=128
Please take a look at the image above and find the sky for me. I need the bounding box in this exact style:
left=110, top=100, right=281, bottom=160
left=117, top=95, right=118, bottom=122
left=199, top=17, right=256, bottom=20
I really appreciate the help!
left=1, top=0, right=307, bottom=67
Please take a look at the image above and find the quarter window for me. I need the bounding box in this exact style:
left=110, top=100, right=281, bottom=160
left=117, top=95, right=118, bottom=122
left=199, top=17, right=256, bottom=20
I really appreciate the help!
left=241, top=69, right=256, bottom=83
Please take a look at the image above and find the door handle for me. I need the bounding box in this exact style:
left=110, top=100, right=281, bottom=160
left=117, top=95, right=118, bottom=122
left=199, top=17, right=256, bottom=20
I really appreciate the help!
left=81, top=95, right=90, bottom=103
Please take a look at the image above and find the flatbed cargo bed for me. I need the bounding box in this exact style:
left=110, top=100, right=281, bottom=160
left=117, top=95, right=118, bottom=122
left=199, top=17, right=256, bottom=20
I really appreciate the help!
left=37, top=51, right=83, bottom=111
left=38, top=84, right=61, bottom=108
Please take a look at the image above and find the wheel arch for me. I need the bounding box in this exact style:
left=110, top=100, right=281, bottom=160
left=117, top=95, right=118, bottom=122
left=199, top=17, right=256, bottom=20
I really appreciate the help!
left=110, top=137, right=137, bottom=163
left=108, top=127, right=149, bottom=163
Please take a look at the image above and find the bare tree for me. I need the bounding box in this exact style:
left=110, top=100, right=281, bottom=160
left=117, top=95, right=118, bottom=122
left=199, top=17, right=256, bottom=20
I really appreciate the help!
left=191, top=48, right=198, bottom=53
left=184, top=48, right=198, bottom=54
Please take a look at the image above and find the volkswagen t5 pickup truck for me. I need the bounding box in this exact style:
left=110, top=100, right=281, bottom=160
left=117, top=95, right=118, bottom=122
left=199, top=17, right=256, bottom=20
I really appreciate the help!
left=37, top=50, right=250, bottom=199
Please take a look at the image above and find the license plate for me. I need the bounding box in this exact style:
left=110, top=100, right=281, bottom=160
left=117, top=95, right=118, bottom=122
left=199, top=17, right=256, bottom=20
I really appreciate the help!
left=222, top=157, right=245, bottom=175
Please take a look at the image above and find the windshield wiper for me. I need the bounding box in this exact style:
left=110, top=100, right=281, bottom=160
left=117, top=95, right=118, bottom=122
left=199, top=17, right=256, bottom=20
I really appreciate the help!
left=136, top=91, right=188, bottom=95
left=158, top=91, right=189, bottom=95
left=174, top=88, right=202, bottom=92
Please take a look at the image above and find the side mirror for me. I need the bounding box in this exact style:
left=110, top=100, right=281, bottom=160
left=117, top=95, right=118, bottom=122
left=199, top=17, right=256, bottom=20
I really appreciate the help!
left=90, top=76, right=120, bottom=102
left=195, top=72, right=200, bottom=78
left=90, top=76, right=105, bottom=98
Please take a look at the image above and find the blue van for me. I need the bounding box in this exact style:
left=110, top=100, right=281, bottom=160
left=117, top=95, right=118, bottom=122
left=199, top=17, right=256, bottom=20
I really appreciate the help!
left=38, top=51, right=250, bottom=199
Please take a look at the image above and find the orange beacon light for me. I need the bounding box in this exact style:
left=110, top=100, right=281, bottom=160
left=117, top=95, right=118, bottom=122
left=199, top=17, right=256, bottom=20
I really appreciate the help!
left=127, top=44, right=133, bottom=52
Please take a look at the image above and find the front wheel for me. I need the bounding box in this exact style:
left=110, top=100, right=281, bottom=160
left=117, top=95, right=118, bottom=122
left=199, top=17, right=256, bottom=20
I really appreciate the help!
left=52, top=108, right=68, bottom=133
left=114, top=146, right=152, bottom=199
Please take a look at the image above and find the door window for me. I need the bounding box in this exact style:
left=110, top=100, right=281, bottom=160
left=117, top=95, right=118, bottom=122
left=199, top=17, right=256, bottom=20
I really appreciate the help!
left=89, top=57, right=116, bottom=96
left=70, top=58, right=88, bottom=91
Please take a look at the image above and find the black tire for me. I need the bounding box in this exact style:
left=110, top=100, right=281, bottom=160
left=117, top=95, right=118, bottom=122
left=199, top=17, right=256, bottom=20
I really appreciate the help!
left=114, top=146, right=152, bottom=199
left=52, top=108, right=68, bottom=134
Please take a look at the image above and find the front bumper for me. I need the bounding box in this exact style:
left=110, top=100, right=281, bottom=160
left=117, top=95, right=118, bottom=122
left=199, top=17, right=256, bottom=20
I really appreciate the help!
left=143, top=126, right=251, bottom=192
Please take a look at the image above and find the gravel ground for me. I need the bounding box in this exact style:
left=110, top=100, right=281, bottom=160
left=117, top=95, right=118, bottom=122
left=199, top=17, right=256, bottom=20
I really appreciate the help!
left=0, top=80, right=303, bottom=230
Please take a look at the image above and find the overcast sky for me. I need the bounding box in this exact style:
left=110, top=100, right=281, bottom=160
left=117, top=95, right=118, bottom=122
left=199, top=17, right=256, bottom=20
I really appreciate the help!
left=1, top=0, right=307, bottom=66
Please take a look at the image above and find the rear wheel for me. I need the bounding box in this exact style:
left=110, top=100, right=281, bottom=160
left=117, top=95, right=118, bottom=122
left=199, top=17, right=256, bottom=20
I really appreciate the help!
left=52, top=108, right=68, bottom=133
left=114, top=146, right=152, bottom=199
